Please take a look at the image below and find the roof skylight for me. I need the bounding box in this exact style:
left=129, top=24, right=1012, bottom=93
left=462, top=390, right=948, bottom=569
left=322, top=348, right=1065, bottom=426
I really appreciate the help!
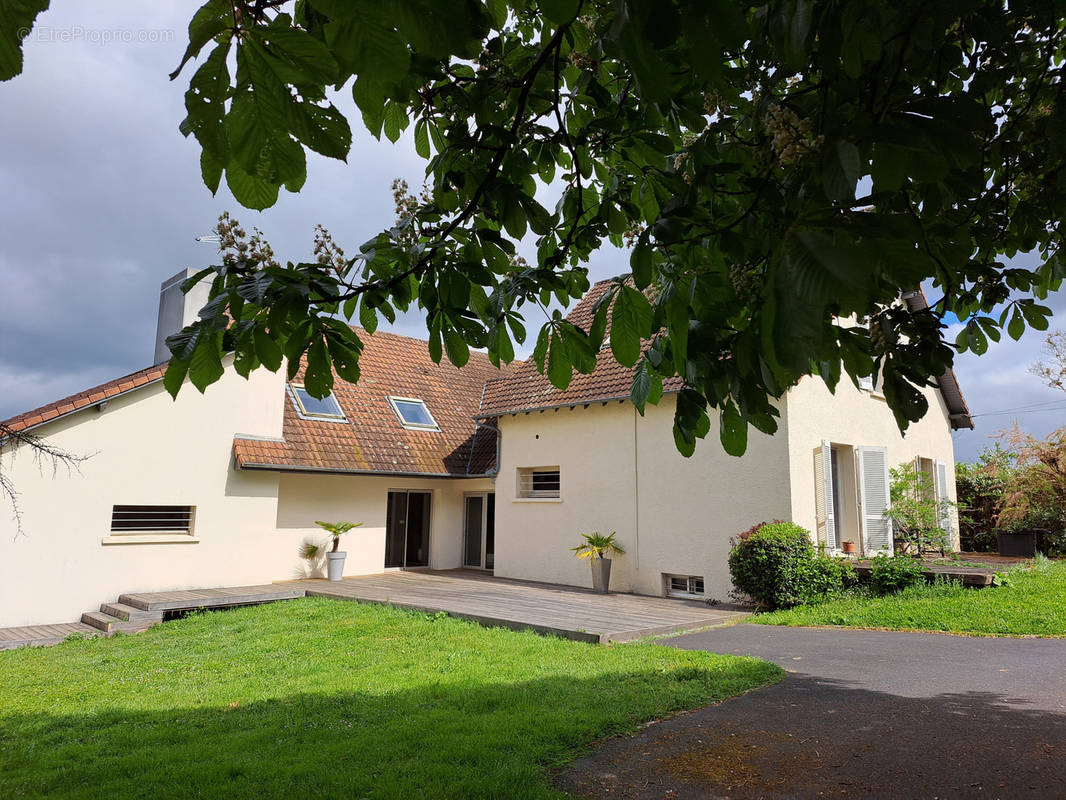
left=290, top=384, right=346, bottom=421
left=387, top=396, right=440, bottom=431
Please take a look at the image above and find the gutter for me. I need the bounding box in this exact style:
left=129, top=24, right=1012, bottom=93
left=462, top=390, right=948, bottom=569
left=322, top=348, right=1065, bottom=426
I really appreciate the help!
left=472, top=418, right=502, bottom=482
left=235, top=461, right=496, bottom=479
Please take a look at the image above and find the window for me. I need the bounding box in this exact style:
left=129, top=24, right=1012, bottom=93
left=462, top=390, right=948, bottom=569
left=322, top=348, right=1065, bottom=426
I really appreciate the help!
left=290, top=384, right=346, bottom=420
left=666, top=575, right=705, bottom=598
left=111, top=505, right=194, bottom=534
left=517, top=467, right=561, bottom=498
left=387, top=396, right=440, bottom=430
left=858, top=371, right=881, bottom=392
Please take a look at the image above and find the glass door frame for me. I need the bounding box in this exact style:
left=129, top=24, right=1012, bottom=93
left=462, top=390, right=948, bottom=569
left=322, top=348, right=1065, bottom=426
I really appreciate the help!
left=462, top=492, right=495, bottom=571
left=385, top=489, right=432, bottom=569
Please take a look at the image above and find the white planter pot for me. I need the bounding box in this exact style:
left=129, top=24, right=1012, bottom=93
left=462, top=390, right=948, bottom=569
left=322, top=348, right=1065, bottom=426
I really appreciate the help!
left=327, top=551, right=347, bottom=581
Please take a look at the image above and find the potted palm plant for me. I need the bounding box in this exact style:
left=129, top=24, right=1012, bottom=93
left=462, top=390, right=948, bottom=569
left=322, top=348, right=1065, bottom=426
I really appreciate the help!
left=570, top=531, right=626, bottom=593
left=315, top=520, right=362, bottom=581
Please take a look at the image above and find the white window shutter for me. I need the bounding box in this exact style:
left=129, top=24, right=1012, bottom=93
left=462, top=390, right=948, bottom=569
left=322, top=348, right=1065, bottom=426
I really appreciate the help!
left=821, top=441, right=837, bottom=550
left=858, top=446, right=892, bottom=553
left=814, top=447, right=827, bottom=546
left=858, top=374, right=874, bottom=391
left=935, top=460, right=952, bottom=539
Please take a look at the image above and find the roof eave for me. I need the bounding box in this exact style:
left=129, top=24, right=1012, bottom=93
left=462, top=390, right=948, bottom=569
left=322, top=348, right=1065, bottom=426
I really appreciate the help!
left=234, top=460, right=494, bottom=479
left=1, top=374, right=165, bottom=439
left=476, top=386, right=684, bottom=419
left=902, top=289, right=974, bottom=430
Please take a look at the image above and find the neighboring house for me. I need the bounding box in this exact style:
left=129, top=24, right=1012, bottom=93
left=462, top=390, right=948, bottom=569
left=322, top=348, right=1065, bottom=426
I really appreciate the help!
left=0, top=272, right=972, bottom=628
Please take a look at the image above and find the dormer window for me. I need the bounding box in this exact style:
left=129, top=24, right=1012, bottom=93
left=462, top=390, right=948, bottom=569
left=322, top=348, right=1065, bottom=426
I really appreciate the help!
left=290, top=384, right=346, bottom=421
left=388, top=396, right=440, bottom=431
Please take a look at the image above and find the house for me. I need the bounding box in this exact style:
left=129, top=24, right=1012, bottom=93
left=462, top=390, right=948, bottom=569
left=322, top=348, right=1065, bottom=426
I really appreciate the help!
left=0, top=272, right=972, bottom=628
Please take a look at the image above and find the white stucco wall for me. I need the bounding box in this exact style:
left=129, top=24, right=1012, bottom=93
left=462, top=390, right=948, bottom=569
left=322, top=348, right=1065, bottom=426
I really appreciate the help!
left=0, top=365, right=287, bottom=628
left=0, top=360, right=497, bottom=628
left=492, top=397, right=793, bottom=603
left=275, top=473, right=494, bottom=577
left=785, top=376, right=959, bottom=550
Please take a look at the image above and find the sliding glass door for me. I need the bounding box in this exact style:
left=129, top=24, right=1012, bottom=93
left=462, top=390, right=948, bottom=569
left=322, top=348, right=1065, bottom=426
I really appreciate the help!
left=385, top=490, right=431, bottom=568
left=462, top=493, right=495, bottom=570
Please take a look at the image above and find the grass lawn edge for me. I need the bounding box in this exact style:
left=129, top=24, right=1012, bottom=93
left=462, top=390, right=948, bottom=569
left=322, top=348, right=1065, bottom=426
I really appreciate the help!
left=0, top=597, right=783, bottom=800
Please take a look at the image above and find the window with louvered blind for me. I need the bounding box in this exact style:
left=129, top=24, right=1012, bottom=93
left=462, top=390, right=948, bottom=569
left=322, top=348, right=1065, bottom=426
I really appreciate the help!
left=110, top=505, right=194, bottom=534
left=516, top=467, right=560, bottom=498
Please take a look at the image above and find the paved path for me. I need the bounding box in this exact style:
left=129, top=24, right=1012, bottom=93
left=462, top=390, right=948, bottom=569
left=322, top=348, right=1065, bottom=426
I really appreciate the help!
left=559, top=624, right=1066, bottom=799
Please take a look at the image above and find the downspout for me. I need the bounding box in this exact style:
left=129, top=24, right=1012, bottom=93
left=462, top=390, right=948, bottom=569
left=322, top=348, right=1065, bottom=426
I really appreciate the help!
left=472, top=418, right=502, bottom=483
left=469, top=380, right=500, bottom=483
left=632, top=406, right=640, bottom=571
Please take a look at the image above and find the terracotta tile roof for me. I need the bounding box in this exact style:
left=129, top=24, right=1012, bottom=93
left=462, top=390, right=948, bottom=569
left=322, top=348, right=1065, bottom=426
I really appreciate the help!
left=481, top=281, right=975, bottom=430
left=234, top=329, right=508, bottom=476
left=2, top=329, right=506, bottom=478
left=479, top=279, right=685, bottom=417
left=0, top=363, right=168, bottom=435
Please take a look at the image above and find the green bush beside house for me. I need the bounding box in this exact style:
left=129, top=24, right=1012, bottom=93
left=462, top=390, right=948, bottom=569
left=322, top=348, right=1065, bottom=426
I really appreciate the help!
left=728, top=521, right=856, bottom=610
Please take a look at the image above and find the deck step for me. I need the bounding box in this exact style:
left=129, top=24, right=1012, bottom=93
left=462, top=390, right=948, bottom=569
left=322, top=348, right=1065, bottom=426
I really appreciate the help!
left=116, top=594, right=153, bottom=611
left=100, top=602, right=162, bottom=622
left=81, top=611, right=122, bottom=632
left=80, top=611, right=159, bottom=634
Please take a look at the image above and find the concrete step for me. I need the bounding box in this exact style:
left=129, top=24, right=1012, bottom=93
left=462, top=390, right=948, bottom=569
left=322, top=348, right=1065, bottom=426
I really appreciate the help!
left=100, top=602, right=162, bottom=622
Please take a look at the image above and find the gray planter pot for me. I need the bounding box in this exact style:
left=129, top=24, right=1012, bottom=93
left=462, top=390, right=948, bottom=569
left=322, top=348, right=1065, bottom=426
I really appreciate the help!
left=327, top=551, right=347, bottom=581
left=997, top=531, right=1037, bottom=558
left=591, top=558, right=612, bottom=593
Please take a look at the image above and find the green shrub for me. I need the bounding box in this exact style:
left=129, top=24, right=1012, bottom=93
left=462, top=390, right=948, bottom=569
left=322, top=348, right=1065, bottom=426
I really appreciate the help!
left=728, top=522, right=816, bottom=609
left=869, top=554, right=927, bottom=595
left=798, top=555, right=859, bottom=605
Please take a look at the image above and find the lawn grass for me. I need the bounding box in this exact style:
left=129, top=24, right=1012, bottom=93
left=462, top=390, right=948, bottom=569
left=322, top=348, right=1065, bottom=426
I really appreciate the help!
left=0, top=598, right=780, bottom=799
left=755, top=556, right=1066, bottom=637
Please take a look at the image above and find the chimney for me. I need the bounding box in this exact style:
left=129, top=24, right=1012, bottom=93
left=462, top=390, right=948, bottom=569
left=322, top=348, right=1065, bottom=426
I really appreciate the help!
left=154, top=268, right=213, bottom=364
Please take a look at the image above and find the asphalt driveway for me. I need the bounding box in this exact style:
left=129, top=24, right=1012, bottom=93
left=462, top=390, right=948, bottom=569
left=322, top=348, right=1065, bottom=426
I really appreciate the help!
left=558, top=624, right=1066, bottom=799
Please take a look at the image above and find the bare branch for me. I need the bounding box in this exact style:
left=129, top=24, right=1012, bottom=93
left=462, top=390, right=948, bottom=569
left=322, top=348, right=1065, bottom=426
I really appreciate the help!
left=0, top=424, right=94, bottom=539
left=1031, top=330, right=1066, bottom=395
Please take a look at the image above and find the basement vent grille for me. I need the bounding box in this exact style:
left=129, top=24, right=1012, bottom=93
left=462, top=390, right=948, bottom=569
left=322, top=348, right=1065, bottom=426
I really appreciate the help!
left=111, top=505, right=194, bottom=534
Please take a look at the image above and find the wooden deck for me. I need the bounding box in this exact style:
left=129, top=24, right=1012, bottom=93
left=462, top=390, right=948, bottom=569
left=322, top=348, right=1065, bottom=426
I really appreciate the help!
left=293, top=570, right=749, bottom=643
left=0, top=622, right=100, bottom=650
left=118, top=584, right=305, bottom=611
left=1, top=572, right=747, bottom=651
left=852, top=561, right=998, bottom=587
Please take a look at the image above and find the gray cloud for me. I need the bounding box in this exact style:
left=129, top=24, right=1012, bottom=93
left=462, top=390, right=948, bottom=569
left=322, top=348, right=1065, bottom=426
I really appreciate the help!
left=1, top=2, right=1063, bottom=466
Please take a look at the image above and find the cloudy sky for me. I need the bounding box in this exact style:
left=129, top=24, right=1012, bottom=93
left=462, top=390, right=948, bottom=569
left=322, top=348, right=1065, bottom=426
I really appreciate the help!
left=1, top=2, right=1063, bottom=462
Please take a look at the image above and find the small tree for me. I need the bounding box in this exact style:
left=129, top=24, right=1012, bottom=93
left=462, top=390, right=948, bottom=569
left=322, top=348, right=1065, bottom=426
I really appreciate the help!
left=996, top=427, right=1066, bottom=548
left=885, top=462, right=952, bottom=555
left=314, top=520, right=362, bottom=553
left=570, top=531, right=626, bottom=561
left=955, top=445, right=1016, bottom=552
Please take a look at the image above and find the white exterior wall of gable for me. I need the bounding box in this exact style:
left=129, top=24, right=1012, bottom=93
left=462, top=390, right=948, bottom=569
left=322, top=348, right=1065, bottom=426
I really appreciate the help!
left=492, top=396, right=793, bottom=603
left=785, top=375, right=960, bottom=551
left=0, top=364, right=287, bottom=629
